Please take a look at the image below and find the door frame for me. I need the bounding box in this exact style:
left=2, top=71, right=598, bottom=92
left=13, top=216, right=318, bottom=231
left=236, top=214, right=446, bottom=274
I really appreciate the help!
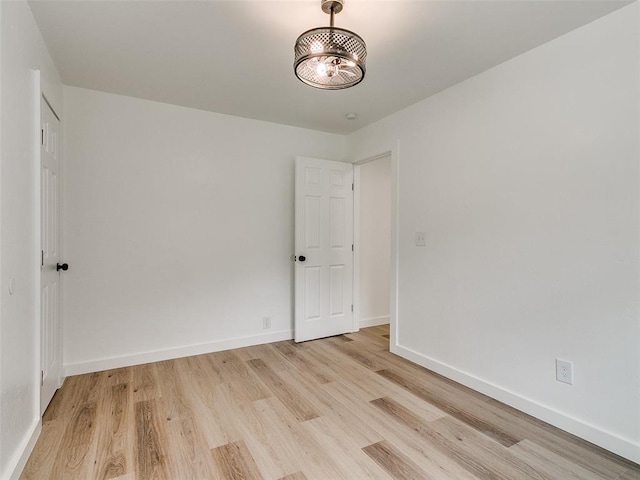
left=34, top=70, right=64, bottom=415
left=352, top=142, right=400, bottom=351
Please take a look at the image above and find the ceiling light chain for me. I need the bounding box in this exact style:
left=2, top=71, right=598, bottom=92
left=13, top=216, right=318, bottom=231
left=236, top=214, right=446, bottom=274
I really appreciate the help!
left=294, top=0, right=367, bottom=90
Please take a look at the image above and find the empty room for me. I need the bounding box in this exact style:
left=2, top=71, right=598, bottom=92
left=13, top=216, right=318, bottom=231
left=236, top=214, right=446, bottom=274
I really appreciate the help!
left=1, top=0, right=639, bottom=479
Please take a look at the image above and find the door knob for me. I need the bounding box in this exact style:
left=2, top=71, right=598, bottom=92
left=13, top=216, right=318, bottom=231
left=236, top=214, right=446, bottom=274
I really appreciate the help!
left=56, top=263, right=69, bottom=271
left=298, top=255, right=306, bottom=262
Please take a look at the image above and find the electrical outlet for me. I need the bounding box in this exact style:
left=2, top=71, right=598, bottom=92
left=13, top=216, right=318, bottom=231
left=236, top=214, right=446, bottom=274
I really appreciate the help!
left=262, top=316, right=271, bottom=329
left=415, top=231, right=427, bottom=246
left=556, top=359, right=573, bottom=385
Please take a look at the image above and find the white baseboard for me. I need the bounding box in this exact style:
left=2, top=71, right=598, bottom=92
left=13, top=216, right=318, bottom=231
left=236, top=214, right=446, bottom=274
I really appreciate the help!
left=65, top=329, right=293, bottom=376
left=6, top=418, right=41, bottom=480
left=393, top=343, right=640, bottom=464
left=360, top=316, right=390, bottom=328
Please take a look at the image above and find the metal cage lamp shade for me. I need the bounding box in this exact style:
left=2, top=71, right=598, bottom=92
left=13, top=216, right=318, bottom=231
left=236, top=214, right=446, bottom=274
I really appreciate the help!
left=294, top=0, right=367, bottom=90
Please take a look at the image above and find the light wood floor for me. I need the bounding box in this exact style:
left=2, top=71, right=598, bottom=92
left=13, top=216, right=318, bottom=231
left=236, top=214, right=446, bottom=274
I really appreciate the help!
left=22, top=325, right=640, bottom=480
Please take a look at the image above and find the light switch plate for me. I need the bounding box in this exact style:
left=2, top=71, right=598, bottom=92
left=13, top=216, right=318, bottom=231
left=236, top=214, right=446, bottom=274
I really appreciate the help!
left=415, top=231, right=427, bottom=246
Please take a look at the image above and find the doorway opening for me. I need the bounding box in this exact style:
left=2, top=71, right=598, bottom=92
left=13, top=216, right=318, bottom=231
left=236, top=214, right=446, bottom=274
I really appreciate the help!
left=353, top=145, right=399, bottom=351
left=355, top=154, right=391, bottom=328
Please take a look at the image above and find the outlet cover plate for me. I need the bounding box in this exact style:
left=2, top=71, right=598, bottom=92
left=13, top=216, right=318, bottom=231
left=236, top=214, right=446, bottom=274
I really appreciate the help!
left=556, top=359, right=573, bottom=385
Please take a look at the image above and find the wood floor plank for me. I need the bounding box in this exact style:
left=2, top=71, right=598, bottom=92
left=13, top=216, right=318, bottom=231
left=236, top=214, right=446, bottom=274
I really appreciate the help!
left=92, top=382, right=133, bottom=480
left=371, top=396, right=545, bottom=480
left=268, top=366, right=327, bottom=415
left=312, top=382, right=475, bottom=480
left=173, top=355, right=231, bottom=449
left=248, top=397, right=309, bottom=477
left=183, top=353, right=225, bottom=389
left=357, top=404, right=479, bottom=479
left=322, top=365, right=447, bottom=423
left=43, top=371, right=104, bottom=423
left=232, top=399, right=298, bottom=479
left=305, top=340, right=393, bottom=400
left=368, top=324, right=391, bottom=335
left=484, top=398, right=637, bottom=479
left=160, top=399, right=218, bottom=479
left=363, top=440, right=432, bottom=480
left=272, top=341, right=334, bottom=384
left=320, top=385, right=476, bottom=479
left=205, top=348, right=258, bottom=382
left=134, top=399, right=168, bottom=480
left=155, top=359, right=192, bottom=421
left=363, top=345, right=497, bottom=407
left=313, top=381, right=387, bottom=447
left=108, top=474, right=135, bottom=480
left=104, top=366, right=134, bottom=387
left=345, top=330, right=390, bottom=351
left=132, top=363, right=161, bottom=403
left=224, top=375, right=273, bottom=404
left=278, top=472, right=308, bottom=480
left=41, top=387, right=66, bottom=424
left=211, top=440, right=262, bottom=480
left=428, top=416, right=548, bottom=479
left=207, top=381, right=250, bottom=446
left=509, top=439, right=611, bottom=480
left=19, top=419, right=65, bottom=480
left=327, top=336, right=389, bottom=370
left=303, top=415, right=395, bottom=479
left=618, top=469, right=640, bottom=480
left=49, top=402, right=98, bottom=479
left=252, top=343, right=297, bottom=372
left=377, top=368, right=522, bottom=447
left=247, top=358, right=320, bottom=422
left=252, top=396, right=346, bottom=480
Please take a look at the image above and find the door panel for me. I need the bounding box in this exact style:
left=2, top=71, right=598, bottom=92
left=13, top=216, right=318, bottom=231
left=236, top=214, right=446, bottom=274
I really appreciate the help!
left=329, top=265, right=344, bottom=315
left=305, top=267, right=321, bottom=320
left=295, top=157, right=353, bottom=342
left=41, top=97, right=62, bottom=413
left=305, top=196, right=321, bottom=248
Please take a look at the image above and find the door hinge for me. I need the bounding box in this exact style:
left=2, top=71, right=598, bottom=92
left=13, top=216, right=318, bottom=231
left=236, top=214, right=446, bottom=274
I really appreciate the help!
left=41, top=250, right=44, bottom=268
left=41, top=370, right=44, bottom=386
left=352, top=244, right=354, bottom=252
left=41, top=128, right=45, bottom=146
left=352, top=183, right=354, bottom=191
left=351, top=305, right=354, bottom=312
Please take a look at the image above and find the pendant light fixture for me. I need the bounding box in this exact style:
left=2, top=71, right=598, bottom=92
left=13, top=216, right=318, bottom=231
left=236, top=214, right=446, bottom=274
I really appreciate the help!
left=294, top=0, right=367, bottom=90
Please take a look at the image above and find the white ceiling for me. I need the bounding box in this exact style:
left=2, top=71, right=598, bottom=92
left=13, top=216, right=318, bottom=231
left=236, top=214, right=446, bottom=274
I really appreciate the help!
left=29, top=0, right=631, bottom=134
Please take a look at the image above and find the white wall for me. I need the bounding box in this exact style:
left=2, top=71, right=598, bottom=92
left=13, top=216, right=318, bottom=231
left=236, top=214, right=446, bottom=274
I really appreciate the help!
left=0, top=1, right=63, bottom=479
left=347, top=3, right=640, bottom=462
left=63, top=87, right=346, bottom=374
left=358, top=156, right=391, bottom=327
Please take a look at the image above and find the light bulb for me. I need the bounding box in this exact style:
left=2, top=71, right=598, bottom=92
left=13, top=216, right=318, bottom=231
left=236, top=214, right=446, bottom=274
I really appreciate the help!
left=316, top=63, right=327, bottom=76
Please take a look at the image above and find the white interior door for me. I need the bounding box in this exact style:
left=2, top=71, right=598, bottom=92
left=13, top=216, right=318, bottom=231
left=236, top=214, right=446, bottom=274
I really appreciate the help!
left=295, top=156, right=354, bottom=342
left=41, top=97, right=62, bottom=413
